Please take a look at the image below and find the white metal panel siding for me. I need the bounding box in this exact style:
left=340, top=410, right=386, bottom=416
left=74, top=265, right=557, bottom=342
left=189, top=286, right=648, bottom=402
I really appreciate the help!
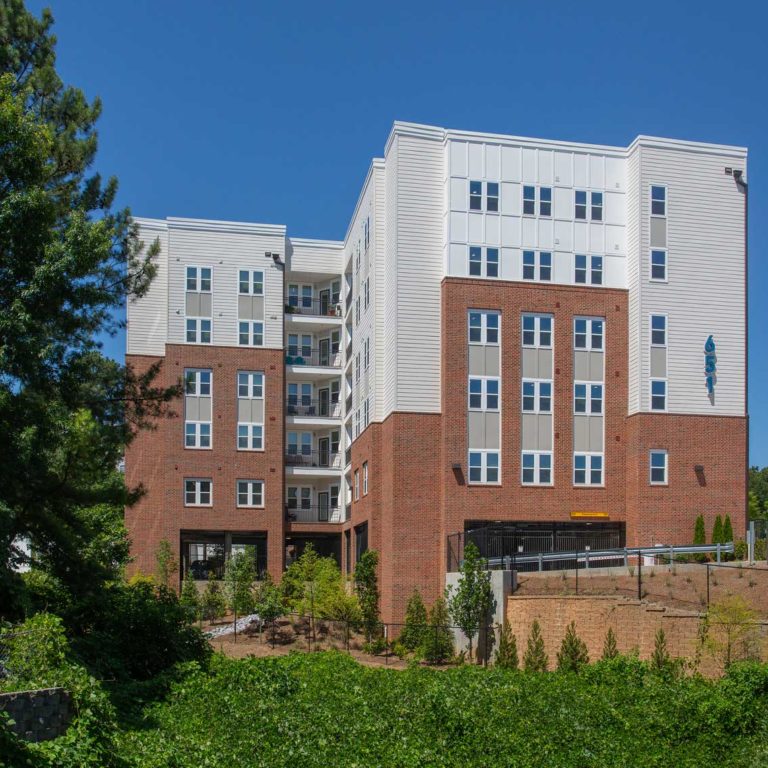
left=166, top=221, right=285, bottom=350
left=373, top=163, right=387, bottom=424
left=626, top=147, right=642, bottom=413
left=636, top=146, right=746, bottom=415
left=392, top=133, right=444, bottom=413
left=287, top=239, right=344, bottom=275
left=127, top=219, right=168, bottom=355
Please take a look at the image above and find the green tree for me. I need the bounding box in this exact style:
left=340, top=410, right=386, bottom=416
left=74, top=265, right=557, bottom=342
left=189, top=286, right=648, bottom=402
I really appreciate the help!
left=155, top=539, right=177, bottom=589
left=179, top=573, right=201, bottom=622
left=0, top=3, right=178, bottom=618
left=748, top=466, right=768, bottom=517
left=705, top=595, right=761, bottom=671
left=712, top=515, right=724, bottom=546
left=557, top=621, right=589, bottom=673
left=354, top=550, right=380, bottom=642
left=602, top=627, right=619, bottom=660
left=446, top=542, right=494, bottom=662
left=224, top=547, right=257, bottom=616
left=723, top=514, right=734, bottom=543
left=400, top=588, right=428, bottom=651
left=693, top=515, right=706, bottom=546
left=200, top=579, right=226, bottom=624
left=421, top=597, right=453, bottom=665
left=650, top=628, right=670, bottom=672
left=495, top=620, right=519, bottom=670
left=748, top=491, right=762, bottom=520
left=523, top=619, right=549, bottom=672
left=253, top=573, right=283, bottom=646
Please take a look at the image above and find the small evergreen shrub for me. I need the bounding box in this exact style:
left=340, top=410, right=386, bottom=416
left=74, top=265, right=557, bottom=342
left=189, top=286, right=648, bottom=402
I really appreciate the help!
left=523, top=619, right=548, bottom=672
left=495, top=620, right=519, bottom=669
left=557, top=621, right=589, bottom=673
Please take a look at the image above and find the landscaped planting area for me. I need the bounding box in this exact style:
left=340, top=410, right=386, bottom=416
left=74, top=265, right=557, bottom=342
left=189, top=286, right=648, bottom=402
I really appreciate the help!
left=117, top=652, right=768, bottom=768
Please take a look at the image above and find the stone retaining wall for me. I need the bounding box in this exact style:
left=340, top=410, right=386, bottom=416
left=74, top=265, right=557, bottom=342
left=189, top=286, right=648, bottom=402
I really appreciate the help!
left=0, top=687, right=71, bottom=742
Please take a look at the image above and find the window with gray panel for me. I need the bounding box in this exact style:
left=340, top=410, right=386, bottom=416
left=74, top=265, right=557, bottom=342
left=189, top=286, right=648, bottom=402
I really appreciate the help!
left=184, top=369, right=212, bottom=449
left=185, top=265, right=212, bottom=344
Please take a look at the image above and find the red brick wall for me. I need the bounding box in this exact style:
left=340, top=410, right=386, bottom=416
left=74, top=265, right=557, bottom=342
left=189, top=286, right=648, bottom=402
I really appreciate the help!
left=125, top=345, right=285, bottom=583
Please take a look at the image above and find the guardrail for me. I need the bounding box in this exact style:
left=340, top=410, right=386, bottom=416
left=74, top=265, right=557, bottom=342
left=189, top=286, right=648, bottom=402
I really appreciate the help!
left=285, top=298, right=342, bottom=317
left=286, top=400, right=341, bottom=418
left=285, top=349, right=342, bottom=368
left=286, top=506, right=343, bottom=523
left=285, top=450, right=342, bottom=469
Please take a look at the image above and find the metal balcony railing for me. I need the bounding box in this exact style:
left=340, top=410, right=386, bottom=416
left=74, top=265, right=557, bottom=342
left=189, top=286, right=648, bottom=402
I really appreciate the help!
left=285, top=450, right=342, bottom=469
left=286, top=505, right=343, bottom=524
left=285, top=349, right=342, bottom=368
left=285, top=297, right=342, bottom=318
left=285, top=399, right=341, bottom=418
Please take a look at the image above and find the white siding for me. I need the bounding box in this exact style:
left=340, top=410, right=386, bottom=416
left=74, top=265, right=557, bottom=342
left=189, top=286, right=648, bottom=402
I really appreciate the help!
left=127, top=218, right=168, bottom=356
left=287, top=239, right=343, bottom=275
left=626, top=147, right=642, bottom=413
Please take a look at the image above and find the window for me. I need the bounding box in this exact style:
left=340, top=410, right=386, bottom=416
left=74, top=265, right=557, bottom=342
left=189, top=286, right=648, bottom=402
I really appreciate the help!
left=574, top=317, right=603, bottom=351
left=575, top=255, right=602, bottom=285
left=287, top=334, right=312, bottom=358
left=521, top=314, right=552, bottom=348
left=287, top=432, right=312, bottom=455
left=185, top=479, right=212, bottom=506
left=364, top=278, right=370, bottom=309
left=238, top=321, right=263, bottom=347
left=469, top=181, right=498, bottom=212
left=185, top=369, right=211, bottom=396
left=237, top=480, right=264, bottom=507
left=522, top=251, right=551, bottom=281
left=575, top=190, right=587, bottom=220
left=238, top=371, right=263, bottom=399
left=355, top=409, right=361, bottom=438
left=364, top=217, right=370, bottom=250
left=521, top=380, right=552, bottom=413
left=186, top=266, right=211, bottom=293
left=649, top=450, right=668, bottom=485
left=186, top=318, right=211, bottom=344
left=522, top=452, right=552, bottom=485
left=363, top=338, right=370, bottom=370
left=468, top=450, right=500, bottom=484
left=651, top=314, right=667, bottom=346
left=468, top=377, right=500, bottom=411
left=591, top=192, right=603, bottom=221
left=354, top=470, right=360, bottom=500
left=287, top=487, right=312, bottom=511
left=468, top=310, right=499, bottom=345
left=363, top=462, right=368, bottom=495
left=237, top=423, right=263, bottom=450
left=650, top=379, right=667, bottom=411
left=574, top=454, right=603, bottom=486
left=523, top=185, right=536, bottom=215
left=574, top=383, right=603, bottom=414
left=650, top=249, right=667, bottom=281
left=185, top=422, right=211, bottom=449
left=651, top=185, right=666, bottom=217
left=239, top=270, right=264, bottom=295
left=469, top=246, right=499, bottom=278
left=287, top=382, right=311, bottom=407
left=355, top=353, right=360, bottom=383
left=363, top=398, right=370, bottom=428
left=539, top=187, right=552, bottom=217
left=355, top=296, right=360, bottom=326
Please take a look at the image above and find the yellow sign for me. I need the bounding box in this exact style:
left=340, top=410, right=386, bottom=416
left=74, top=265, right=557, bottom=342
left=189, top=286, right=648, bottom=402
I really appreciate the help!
left=570, top=511, right=610, bottom=519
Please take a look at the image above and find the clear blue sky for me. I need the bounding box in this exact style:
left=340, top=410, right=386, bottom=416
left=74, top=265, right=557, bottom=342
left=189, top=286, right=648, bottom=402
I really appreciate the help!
left=29, top=0, right=767, bottom=463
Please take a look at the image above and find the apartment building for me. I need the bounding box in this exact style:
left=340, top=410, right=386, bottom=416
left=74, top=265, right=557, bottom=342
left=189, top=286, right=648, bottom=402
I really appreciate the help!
left=125, top=121, right=748, bottom=623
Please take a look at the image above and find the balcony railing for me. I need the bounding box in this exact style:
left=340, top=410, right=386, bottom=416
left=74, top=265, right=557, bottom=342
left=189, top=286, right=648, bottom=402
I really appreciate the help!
left=345, top=447, right=352, bottom=466
left=285, top=449, right=342, bottom=469
left=286, top=505, right=342, bottom=524
left=286, top=399, right=341, bottom=418
left=285, top=298, right=342, bottom=318
left=285, top=349, right=342, bottom=368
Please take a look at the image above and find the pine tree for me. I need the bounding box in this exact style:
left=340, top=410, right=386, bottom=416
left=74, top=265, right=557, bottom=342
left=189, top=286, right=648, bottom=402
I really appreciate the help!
left=354, top=550, right=380, bottom=642
left=400, top=588, right=428, bottom=651
left=693, top=515, right=706, bottom=546
left=179, top=573, right=201, bottom=622
left=421, top=598, right=454, bottom=665
left=651, top=627, right=671, bottom=672
left=201, top=579, right=226, bottom=624
left=523, top=619, right=548, bottom=672
left=712, top=515, right=724, bottom=546
left=495, top=620, right=519, bottom=670
left=446, top=542, right=494, bottom=662
left=557, top=621, right=589, bottom=672
left=602, top=627, right=619, bottom=660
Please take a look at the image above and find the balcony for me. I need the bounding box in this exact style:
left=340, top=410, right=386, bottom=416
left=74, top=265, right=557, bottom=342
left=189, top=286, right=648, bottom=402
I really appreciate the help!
left=285, top=449, right=342, bottom=469
left=285, top=297, right=342, bottom=318
left=286, top=505, right=343, bottom=524
left=286, top=399, right=342, bottom=419
left=285, top=349, right=342, bottom=381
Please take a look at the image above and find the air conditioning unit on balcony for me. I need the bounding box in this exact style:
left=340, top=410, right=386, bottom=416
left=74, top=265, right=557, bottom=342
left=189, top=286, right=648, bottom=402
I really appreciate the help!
left=334, top=303, right=342, bottom=317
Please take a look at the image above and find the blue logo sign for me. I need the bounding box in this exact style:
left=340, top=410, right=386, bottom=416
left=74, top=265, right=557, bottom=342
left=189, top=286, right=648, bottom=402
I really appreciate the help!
left=704, top=335, right=717, bottom=395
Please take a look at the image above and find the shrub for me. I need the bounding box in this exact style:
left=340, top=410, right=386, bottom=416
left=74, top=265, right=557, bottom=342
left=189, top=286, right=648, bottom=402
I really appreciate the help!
left=421, top=598, right=453, bottom=665
left=253, top=574, right=284, bottom=645
left=201, top=579, right=227, bottom=625
left=180, top=572, right=201, bottom=622
left=400, top=588, right=428, bottom=651
left=154, top=538, right=177, bottom=589
left=602, top=627, right=619, bottom=660
left=224, top=546, right=257, bottom=615
left=650, top=628, right=670, bottom=672
left=712, top=515, right=724, bottom=546
left=354, top=550, right=380, bottom=642
left=523, top=619, right=548, bottom=672
left=557, top=621, right=589, bottom=673
left=734, top=539, right=748, bottom=560
left=706, top=595, right=761, bottom=671
left=495, top=620, right=519, bottom=669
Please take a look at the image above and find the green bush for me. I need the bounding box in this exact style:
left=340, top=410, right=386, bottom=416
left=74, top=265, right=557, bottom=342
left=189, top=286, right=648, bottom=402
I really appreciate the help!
left=421, top=597, right=454, bottom=665
left=523, top=619, right=548, bottom=672
left=399, top=588, right=428, bottom=651
left=495, top=620, right=519, bottom=669
left=556, top=621, right=589, bottom=673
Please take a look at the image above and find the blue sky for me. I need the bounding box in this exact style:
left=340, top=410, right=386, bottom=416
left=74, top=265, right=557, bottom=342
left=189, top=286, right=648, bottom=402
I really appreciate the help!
left=30, top=0, right=767, bottom=463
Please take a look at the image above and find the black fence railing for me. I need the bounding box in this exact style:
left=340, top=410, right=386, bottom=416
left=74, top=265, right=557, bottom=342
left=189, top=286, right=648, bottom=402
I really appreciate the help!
left=286, top=400, right=341, bottom=418
left=286, top=506, right=342, bottom=523
left=285, top=349, right=342, bottom=368
left=285, top=450, right=342, bottom=469
left=285, top=297, right=342, bottom=317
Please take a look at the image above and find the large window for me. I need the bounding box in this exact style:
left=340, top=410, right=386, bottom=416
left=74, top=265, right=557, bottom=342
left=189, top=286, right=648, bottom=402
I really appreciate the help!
left=575, top=255, right=603, bottom=286
left=236, top=480, right=264, bottom=507
left=574, top=317, right=603, bottom=351
left=521, top=380, right=552, bottom=413
left=184, top=478, right=212, bottom=506
left=522, top=185, right=551, bottom=217
left=522, top=452, right=552, bottom=485
left=238, top=371, right=263, bottom=398
left=186, top=266, right=212, bottom=293
left=363, top=462, right=369, bottom=495
left=574, top=454, right=603, bottom=486
left=185, top=369, right=211, bottom=396
left=238, top=270, right=264, bottom=295
left=650, top=379, right=667, bottom=411
left=649, top=450, right=668, bottom=485
left=237, top=423, right=264, bottom=450
left=469, top=180, right=499, bottom=212
left=468, top=310, right=500, bottom=345
left=651, top=185, right=667, bottom=217
left=651, top=314, right=667, bottom=347
left=238, top=321, right=263, bottom=347
left=186, top=318, right=211, bottom=344
left=650, top=249, right=667, bottom=281
left=185, top=421, right=211, bottom=449
left=469, top=377, right=500, bottom=411
left=574, top=191, right=603, bottom=222
left=522, top=251, right=552, bottom=281
left=468, top=450, right=500, bottom=484
left=469, top=246, right=499, bottom=278
left=287, top=431, right=312, bottom=455
left=574, top=383, right=603, bottom=414
left=521, top=314, right=552, bottom=348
